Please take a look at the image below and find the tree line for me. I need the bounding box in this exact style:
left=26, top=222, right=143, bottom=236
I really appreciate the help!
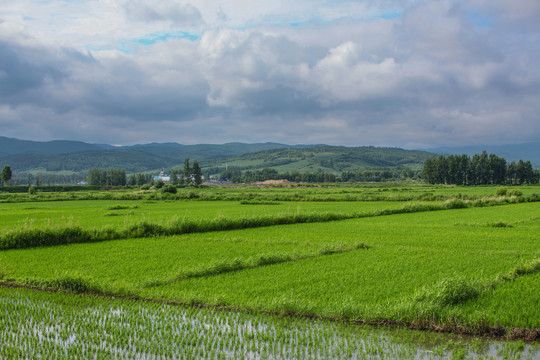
left=220, top=167, right=420, bottom=183
left=2, top=159, right=204, bottom=188
left=87, top=168, right=127, bottom=186
left=422, top=151, right=538, bottom=185
left=127, top=159, right=203, bottom=186
left=169, top=159, right=203, bottom=186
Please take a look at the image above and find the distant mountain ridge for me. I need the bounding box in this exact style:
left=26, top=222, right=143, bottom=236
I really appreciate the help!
left=1, top=136, right=537, bottom=174
left=0, top=137, right=293, bottom=172
left=0, top=136, right=112, bottom=155
left=0, top=136, right=289, bottom=157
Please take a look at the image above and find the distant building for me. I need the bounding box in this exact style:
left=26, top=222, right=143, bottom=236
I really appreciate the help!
left=154, top=168, right=171, bottom=183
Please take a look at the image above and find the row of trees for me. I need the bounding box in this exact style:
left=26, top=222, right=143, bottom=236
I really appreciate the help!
left=220, top=167, right=421, bottom=184
left=127, top=173, right=154, bottom=186
left=1, top=166, right=89, bottom=186
left=87, top=168, right=127, bottom=186
left=127, top=159, right=204, bottom=186
left=62, top=160, right=205, bottom=187
left=422, top=151, right=538, bottom=185
left=169, top=158, right=203, bottom=186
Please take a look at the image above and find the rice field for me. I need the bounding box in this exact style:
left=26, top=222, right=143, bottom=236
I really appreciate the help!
left=0, top=199, right=409, bottom=231
left=1, top=286, right=537, bottom=359
left=0, top=184, right=539, bottom=358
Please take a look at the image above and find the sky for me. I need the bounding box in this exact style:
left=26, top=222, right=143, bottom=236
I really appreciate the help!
left=1, top=0, right=539, bottom=148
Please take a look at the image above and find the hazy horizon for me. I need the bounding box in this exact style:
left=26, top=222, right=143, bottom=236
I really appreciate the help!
left=1, top=0, right=539, bottom=148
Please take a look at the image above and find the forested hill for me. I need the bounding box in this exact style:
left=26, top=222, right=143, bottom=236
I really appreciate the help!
left=0, top=137, right=434, bottom=174
left=0, top=136, right=112, bottom=155
left=202, top=146, right=434, bottom=175
left=0, top=138, right=292, bottom=172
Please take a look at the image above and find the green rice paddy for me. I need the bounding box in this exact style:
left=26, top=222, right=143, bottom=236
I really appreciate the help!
left=0, top=184, right=539, bottom=358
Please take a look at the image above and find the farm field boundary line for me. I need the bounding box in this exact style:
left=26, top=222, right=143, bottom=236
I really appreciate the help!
left=1, top=196, right=537, bottom=250
left=144, top=242, right=371, bottom=288
left=1, top=188, right=538, bottom=204
left=392, top=258, right=540, bottom=340
left=1, top=259, right=539, bottom=342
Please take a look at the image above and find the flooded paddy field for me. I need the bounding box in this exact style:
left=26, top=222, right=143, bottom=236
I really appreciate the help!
left=1, top=286, right=538, bottom=359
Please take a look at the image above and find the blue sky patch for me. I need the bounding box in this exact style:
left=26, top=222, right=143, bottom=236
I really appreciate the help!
left=468, top=12, right=493, bottom=28
left=132, top=31, right=201, bottom=46
left=85, top=32, right=201, bottom=54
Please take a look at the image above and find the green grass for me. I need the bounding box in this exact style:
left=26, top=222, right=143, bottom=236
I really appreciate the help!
left=1, top=202, right=538, bottom=331
left=460, top=271, right=540, bottom=328
left=0, top=199, right=408, bottom=231
left=1, top=183, right=539, bottom=360
left=1, top=191, right=535, bottom=250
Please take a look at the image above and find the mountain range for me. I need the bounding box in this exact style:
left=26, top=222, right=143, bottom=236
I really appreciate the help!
left=0, top=136, right=538, bottom=175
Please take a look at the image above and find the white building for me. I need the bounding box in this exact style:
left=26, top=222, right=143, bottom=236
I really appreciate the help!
left=153, top=168, right=170, bottom=182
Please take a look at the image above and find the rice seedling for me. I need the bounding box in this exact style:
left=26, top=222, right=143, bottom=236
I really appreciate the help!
left=1, top=286, right=537, bottom=359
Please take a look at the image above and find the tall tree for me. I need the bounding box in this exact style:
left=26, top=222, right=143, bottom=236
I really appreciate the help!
left=489, top=154, right=506, bottom=185
left=106, top=168, right=126, bottom=186
left=170, top=169, right=178, bottom=185
left=192, top=160, right=202, bottom=185
left=458, top=154, right=469, bottom=185
left=87, top=168, right=107, bottom=186
left=435, top=155, right=448, bottom=184
left=516, top=160, right=526, bottom=185
left=506, top=161, right=517, bottom=185
left=1, top=165, right=12, bottom=186
left=128, top=174, right=137, bottom=186
left=183, top=158, right=191, bottom=184
left=136, top=173, right=148, bottom=186
left=522, top=161, right=535, bottom=184
left=421, top=157, right=437, bottom=184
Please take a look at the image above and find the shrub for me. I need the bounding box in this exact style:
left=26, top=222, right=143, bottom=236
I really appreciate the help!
left=508, top=189, right=523, bottom=197
left=140, top=184, right=151, bottom=190
left=495, top=187, right=507, bottom=196
left=489, top=221, right=512, bottom=228
left=443, top=199, right=467, bottom=209
left=414, top=276, right=486, bottom=307
left=162, top=184, right=177, bottom=194
left=154, top=180, right=164, bottom=189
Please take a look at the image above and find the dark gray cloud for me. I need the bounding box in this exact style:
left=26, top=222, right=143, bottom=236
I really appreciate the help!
left=0, top=37, right=211, bottom=124
left=124, top=1, right=204, bottom=27
left=0, top=41, right=67, bottom=98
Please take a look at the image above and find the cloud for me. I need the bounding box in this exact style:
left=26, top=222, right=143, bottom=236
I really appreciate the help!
left=124, top=1, right=204, bottom=28
left=0, top=41, right=65, bottom=98
left=310, top=42, right=400, bottom=102
left=470, top=0, right=540, bottom=30
left=0, top=0, right=539, bottom=147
